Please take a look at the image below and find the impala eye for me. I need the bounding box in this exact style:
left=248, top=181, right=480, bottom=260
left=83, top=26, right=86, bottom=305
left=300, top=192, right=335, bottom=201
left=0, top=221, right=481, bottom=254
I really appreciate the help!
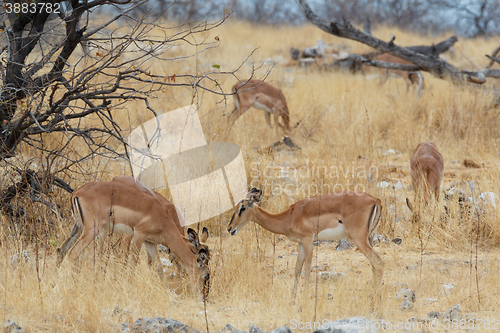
left=238, top=206, right=246, bottom=215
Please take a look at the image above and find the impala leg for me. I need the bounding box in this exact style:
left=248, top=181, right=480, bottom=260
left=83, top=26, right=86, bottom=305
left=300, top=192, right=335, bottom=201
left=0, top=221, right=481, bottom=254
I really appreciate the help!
left=228, top=105, right=251, bottom=125
left=117, top=235, right=132, bottom=261
left=144, top=241, right=163, bottom=279
left=96, top=229, right=107, bottom=254
left=292, top=243, right=305, bottom=299
left=273, top=112, right=287, bottom=132
left=57, top=223, right=83, bottom=266
left=379, top=69, right=389, bottom=86
left=128, top=233, right=146, bottom=268
left=144, top=241, right=158, bottom=266
left=264, top=112, right=271, bottom=127
left=302, top=240, right=314, bottom=296
left=66, top=225, right=101, bottom=262
left=351, top=237, right=383, bottom=289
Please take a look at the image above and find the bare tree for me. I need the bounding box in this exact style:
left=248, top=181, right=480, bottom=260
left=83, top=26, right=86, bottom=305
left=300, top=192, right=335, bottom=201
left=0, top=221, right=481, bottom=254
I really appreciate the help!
left=428, top=0, right=500, bottom=38
left=0, top=0, right=254, bottom=225
left=295, top=0, right=500, bottom=84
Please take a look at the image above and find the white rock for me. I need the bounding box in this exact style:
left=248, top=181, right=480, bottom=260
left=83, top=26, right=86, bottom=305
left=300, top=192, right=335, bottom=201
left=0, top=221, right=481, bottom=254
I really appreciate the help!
left=383, top=149, right=397, bottom=155
left=479, top=192, right=500, bottom=208
left=394, top=181, right=405, bottom=190
left=160, top=257, right=173, bottom=266
left=377, top=181, right=390, bottom=188
left=441, top=283, right=456, bottom=295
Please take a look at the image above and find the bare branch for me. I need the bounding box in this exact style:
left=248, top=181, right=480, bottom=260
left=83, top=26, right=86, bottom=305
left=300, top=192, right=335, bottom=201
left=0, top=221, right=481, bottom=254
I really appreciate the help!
left=296, top=0, right=500, bottom=85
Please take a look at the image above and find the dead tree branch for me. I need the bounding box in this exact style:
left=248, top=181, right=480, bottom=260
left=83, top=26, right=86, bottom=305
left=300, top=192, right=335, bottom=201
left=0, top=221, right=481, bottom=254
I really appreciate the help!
left=296, top=0, right=500, bottom=85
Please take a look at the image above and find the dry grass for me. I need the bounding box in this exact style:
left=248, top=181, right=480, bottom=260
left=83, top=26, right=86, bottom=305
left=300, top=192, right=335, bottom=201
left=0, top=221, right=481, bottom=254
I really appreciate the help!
left=1, top=20, right=500, bottom=332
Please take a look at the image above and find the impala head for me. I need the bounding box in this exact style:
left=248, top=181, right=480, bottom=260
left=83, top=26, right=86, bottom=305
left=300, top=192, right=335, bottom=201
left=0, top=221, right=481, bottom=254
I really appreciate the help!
left=187, top=228, right=211, bottom=296
left=228, top=188, right=262, bottom=235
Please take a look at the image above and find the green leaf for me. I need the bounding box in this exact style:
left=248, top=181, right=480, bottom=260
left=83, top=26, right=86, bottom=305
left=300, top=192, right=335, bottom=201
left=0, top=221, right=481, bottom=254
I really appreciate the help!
left=212, top=64, right=220, bottom=69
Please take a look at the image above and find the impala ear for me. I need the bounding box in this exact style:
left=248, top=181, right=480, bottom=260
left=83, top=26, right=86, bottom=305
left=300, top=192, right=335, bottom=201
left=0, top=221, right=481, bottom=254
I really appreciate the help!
left=187, top=228, right=200, bottom=247
left=200, top=227, right=209, bottom=243
left=246, top=188, right=262, bottom=205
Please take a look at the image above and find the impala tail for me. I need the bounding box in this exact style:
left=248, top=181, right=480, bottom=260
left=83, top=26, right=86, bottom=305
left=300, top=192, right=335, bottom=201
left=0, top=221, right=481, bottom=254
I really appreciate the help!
left=368, top=201, right=382, bottom=246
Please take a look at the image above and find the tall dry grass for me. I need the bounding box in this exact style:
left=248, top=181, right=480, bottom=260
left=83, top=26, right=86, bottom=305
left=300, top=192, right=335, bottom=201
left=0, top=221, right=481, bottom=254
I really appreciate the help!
left=1, top=20, right=500, bottom=331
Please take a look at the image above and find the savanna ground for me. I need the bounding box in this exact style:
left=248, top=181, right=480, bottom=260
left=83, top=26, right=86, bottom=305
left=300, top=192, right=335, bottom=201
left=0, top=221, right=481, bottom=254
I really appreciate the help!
left=1, top=20, right=500, bottom=332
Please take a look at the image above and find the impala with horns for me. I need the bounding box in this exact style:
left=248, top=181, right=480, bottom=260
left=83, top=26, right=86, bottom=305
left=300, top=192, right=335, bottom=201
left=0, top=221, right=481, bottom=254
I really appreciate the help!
left=110, top=176, right=209, bottom=268
left=227, top=79, right=290, bottom=130
left=57, top=179, right=210, bottom=297
left=228, top=188, right=383, bottom=298
left=406, top=142, right=444, bottom=216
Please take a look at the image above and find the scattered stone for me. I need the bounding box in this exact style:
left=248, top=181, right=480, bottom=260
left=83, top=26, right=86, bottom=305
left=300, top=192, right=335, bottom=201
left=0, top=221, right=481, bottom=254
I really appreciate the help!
left=336, top=238, right=353, bottom=251
left=311, top=264, right=328, bottom=271
left=314, top=317, right=379, bottom=333
left=277, top=255, right=283, bottom=259
left=479, top=192, right=500, bottom=208
left=366, top=173, right=374, bottom=183
left=372, top=234, right=388, bottom=245
left=464, top=313, right=476, bottom=321
left=439, top=267, right=449, bottom=274
left=223, top=324, right=247, bottom=333
left=408, top=317, right=429, bottom=324
left=269, top=326, right=292, bottom=333
left=319, top=271, right=346, bottom=282
left=121, top=318, right=200, bottom=333
left=10, top=250, right=30, bottom=269
left=158, top=244, right=170, bottom=253
left=394, top=181, right=405, bottom=190
left=377, top=181, right=390, bottom=188
left=250, top=326, right=266, bottom=333
left=160, top=257, right=173, bottom=266
left=4, top=320, right=22, bottom=333
left=469, top=180, right=477, bottom=192
left=257, top=136, right=301, bottom=154
left=440, top=283, right=456, bottom=296
left=391, top=238, right=402, bottom=245
left=399, top=300, right=414, bottom=310
left=464, top=159, right=481, bottom=168
left=428, top=311, right=441, bottom=319
left=444, top=304, right=462, bottom=320
left=397, top=289, right=416, bottom=302
left=387, top=281, right=409, bottom=291
left=406, top=265, right=417, bottom=271
left=383, top=149, right=397, bottom=155
left=423, top=298, right=439, bottom=306
left=120, top=323, right=132, bottom=333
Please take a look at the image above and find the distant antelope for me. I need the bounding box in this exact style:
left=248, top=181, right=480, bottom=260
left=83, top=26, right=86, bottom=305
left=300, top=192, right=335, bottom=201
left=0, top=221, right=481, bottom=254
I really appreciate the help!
left=406, top=142, right=444, bottom=215
left=375, top=53, right=425, bottom=93
left=228, top=188, right=383, bottom=299
left=228, top=79, right=290, bottom=130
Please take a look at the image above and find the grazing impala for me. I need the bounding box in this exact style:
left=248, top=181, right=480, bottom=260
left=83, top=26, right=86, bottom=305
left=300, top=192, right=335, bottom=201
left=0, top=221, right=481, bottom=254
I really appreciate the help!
left=228, top=79, right=290, bottom=130
left=57, top=179, right=210, bottom=297
left=110, top=176, right=209, bottom=267
left=406, top=142, right=444, bottom=216
left=228, top=188, right=383, bottom=298
left=375, top=53, right=425, bottom=93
